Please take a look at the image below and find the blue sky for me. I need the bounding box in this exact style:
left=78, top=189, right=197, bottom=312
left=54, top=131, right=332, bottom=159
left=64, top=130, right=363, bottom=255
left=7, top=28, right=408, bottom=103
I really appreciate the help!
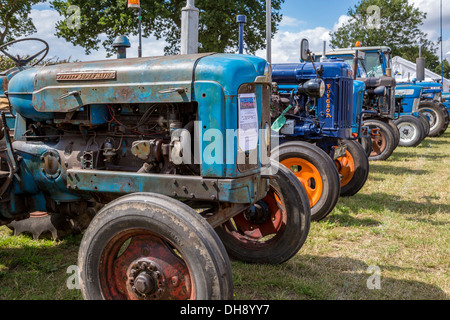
left=24, top=0, right=450, bottom=63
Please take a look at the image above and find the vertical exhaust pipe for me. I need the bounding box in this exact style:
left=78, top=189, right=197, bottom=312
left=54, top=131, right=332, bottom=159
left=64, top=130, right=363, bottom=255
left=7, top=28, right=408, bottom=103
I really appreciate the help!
left=320, top=41, right=327, bottom=62
left=181, top=0, right=199, bottom=55
left=416, top=46, right=425, bottom=82
left=237, top=15, right=247, bottom=54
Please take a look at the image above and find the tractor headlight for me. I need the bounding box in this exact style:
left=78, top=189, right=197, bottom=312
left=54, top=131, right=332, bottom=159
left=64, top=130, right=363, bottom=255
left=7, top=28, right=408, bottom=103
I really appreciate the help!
left=374, top=86, right=387, bottom=96
left=255, top=62, right=272, bottom=83
left=298, top=79, right=325, bottom=98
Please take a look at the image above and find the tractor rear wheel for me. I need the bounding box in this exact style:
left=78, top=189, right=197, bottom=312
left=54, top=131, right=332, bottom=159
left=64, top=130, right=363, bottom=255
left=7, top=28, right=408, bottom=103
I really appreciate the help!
left=394, top=115, right=425, bottom=147
left=334, top=139, right=370, bottom=197
left=419, top=101, right=448, bottom=137
left=78, top=193, right=233, bottom=300
left=215, top=160, right=311, bottom=264
left=363, top=120, right=396, bottom=161
left=272, top=141, right=340, bottom=221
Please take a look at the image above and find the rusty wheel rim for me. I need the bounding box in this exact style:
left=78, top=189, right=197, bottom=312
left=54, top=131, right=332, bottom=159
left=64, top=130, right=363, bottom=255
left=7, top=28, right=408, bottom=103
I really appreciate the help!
left=370, top=132, right=387, bottom=157
left=281, top=158, right=323, bottom=208
left=335, top=150, right=356, bottom=187
left=223, top=188, right=286, bottom=246
left=99, top=229, right=193, bottom=300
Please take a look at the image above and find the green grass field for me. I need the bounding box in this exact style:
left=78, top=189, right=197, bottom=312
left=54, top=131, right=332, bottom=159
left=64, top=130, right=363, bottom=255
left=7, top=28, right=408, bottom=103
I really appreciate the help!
left=1, top=130, right=449, bottom=300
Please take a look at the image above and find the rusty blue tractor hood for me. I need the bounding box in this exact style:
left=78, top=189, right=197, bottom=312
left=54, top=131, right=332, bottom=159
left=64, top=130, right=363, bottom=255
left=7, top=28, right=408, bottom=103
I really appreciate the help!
left=7, top=53, right=267, bottom=121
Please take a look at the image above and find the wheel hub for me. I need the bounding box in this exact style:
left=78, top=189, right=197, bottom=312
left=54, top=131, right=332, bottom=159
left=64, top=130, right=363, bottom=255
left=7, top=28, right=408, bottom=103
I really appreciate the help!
left=128, top=259, right=164, bottom=299
left=244, top=201, right=271, bottom=225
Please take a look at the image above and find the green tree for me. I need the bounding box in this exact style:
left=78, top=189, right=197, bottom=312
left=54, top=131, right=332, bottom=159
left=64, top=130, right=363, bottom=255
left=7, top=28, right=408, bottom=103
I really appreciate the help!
left=0, top=0, right=45, bottom=44
left=329, top=0, right=449, bottom=75
left=50, top=0, right=284, bottom=56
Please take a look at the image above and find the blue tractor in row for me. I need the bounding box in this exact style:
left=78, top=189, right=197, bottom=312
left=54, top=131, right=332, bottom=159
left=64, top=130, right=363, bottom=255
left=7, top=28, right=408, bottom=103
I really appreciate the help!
left=315, top=46, right=401, bottom=161
left=0, top=37, right=312, bottom=300
left=400, top=80, right=449, bottom=137
left=317, top=45, right=433, bottom=152
left=270, top=39, right=370, bottom=222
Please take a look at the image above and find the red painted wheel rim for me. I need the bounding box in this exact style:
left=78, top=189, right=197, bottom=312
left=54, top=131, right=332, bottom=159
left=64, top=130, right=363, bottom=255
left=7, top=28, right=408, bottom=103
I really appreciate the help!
left=99, top=229, right=193, bottom=300
left=223, top=188, right=286, bottom=246
left=371, top=131, right=387, bottom=156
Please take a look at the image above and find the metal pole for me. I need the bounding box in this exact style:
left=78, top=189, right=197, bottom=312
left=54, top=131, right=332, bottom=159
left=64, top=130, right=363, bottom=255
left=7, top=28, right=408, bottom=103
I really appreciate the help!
left=266, top=0, right=271, bottom=63
left=138, top=6, right=142, bottom=57
left=440, top=0, right=444, bottom=84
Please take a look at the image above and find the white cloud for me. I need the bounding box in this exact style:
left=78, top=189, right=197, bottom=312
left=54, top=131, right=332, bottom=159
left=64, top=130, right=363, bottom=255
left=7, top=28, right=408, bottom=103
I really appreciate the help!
left=408, top=0, right=449, bottom=39
left=26, top=8, right=168, bottom=62
left=255, top=27, right=332, bottom=63
left=280, top=16, right=306, bottom=27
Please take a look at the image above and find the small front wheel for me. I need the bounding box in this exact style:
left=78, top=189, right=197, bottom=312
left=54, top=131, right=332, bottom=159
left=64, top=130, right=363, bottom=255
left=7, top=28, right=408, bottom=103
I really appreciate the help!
left=215, top=160, right=311, bottom=265
left=394, top=115, right=425, bottom=147
left=335, top=139, right=370, bottom=197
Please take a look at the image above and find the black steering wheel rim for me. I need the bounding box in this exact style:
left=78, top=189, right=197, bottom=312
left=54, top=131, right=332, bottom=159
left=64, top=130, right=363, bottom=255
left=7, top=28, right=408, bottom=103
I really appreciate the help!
left=0, top=38, right=49, bottom=67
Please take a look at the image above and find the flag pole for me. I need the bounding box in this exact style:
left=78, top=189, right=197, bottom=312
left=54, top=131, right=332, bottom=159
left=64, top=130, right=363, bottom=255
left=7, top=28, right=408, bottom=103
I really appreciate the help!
left=440, top=0, right=443, bottom=84
left=138, top=6, right=142, bottom=57
left=266, top=0, right=272, bottom=64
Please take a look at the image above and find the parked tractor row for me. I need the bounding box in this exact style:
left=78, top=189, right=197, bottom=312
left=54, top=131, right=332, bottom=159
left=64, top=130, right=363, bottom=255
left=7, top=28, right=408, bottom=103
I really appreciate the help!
left=0, top=20, right=447, bottom=299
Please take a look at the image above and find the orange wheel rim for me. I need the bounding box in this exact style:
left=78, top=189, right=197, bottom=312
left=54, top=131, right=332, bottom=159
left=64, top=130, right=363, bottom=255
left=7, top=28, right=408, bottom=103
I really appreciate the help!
left=281, top=158, right=323, bottom=208
left=335, top=150, right=355, bottom=187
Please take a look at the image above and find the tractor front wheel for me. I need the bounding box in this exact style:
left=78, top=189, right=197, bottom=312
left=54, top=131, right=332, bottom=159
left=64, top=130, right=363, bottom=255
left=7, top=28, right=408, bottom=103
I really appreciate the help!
left=272, top=141, right=340, bottom=221
left=394, top=115, right=425, bottom=147
left=334, top=139, right=370, bottom=197
left=78, top=193, right=233, bottom=300
left=363, top=120, right=396, bottom=161
left=215, top=160, right=311, bottom=265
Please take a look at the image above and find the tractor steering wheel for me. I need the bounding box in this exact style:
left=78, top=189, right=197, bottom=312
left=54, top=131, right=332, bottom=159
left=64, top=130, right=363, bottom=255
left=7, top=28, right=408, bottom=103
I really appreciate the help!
left=0, top=38, right=49, bottom=67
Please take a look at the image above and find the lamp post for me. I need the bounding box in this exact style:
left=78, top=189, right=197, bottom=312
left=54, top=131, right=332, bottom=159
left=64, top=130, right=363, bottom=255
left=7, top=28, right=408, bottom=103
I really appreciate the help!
left=266, top=0, right=272, bottom=64
left=440, top=0, right=444, bottom=84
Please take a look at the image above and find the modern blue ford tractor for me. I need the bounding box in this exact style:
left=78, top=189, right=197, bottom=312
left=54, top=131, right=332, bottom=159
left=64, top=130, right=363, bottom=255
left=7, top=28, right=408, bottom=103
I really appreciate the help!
left=400, top=80, right=449, bottom=137
left=0, top=37, right=312, bottom=300
left=270, top=39, right=370, bottom=222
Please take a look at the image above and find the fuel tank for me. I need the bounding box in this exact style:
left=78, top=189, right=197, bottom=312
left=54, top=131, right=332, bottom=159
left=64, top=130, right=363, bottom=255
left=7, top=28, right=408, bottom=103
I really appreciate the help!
left=7, top=53, right=268, bottom=122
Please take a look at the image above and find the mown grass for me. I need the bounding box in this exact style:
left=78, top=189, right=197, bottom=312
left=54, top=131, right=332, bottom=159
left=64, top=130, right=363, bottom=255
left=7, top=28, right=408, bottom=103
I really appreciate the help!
left=0, top=130, right=449, bottom=300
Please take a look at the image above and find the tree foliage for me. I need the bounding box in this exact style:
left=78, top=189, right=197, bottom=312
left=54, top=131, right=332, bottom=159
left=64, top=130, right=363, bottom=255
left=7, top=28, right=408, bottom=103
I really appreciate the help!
left=50, top=0, right=284, bottom=56
left=0, top=0, right=45, bottom=45
left=330, top=0, right=433, bottom=54
left=330, top=0, right=449, bottom=78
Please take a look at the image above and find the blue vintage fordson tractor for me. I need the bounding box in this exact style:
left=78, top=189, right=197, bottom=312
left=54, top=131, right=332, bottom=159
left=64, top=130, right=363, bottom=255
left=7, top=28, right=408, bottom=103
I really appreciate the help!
left=270, top=39, right=369, bottom=222
left=0, top=38, right=312, bottom=300
left=315, top=46, right=401, bottom=161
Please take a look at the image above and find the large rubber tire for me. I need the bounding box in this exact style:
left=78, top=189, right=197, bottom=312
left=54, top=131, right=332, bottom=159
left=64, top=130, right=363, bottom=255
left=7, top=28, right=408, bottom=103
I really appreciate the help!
left=271, top=141, right=340, bottom=221
left=358, top=136, right=373, bottom=157
left=335, top=139, right=370, bottom=197
left=215, top=160, right=311, bottom=265
left=394, top=115, right=425, bottom=147
left=385, top=119, right=400, bottom=149
left=363, top=120, right=396, bottom=161
left=419, top=101, right=448, bottom=137
left=418, top=114, right=431, bottom=138
left=78, top=193, right=233, bottom=300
